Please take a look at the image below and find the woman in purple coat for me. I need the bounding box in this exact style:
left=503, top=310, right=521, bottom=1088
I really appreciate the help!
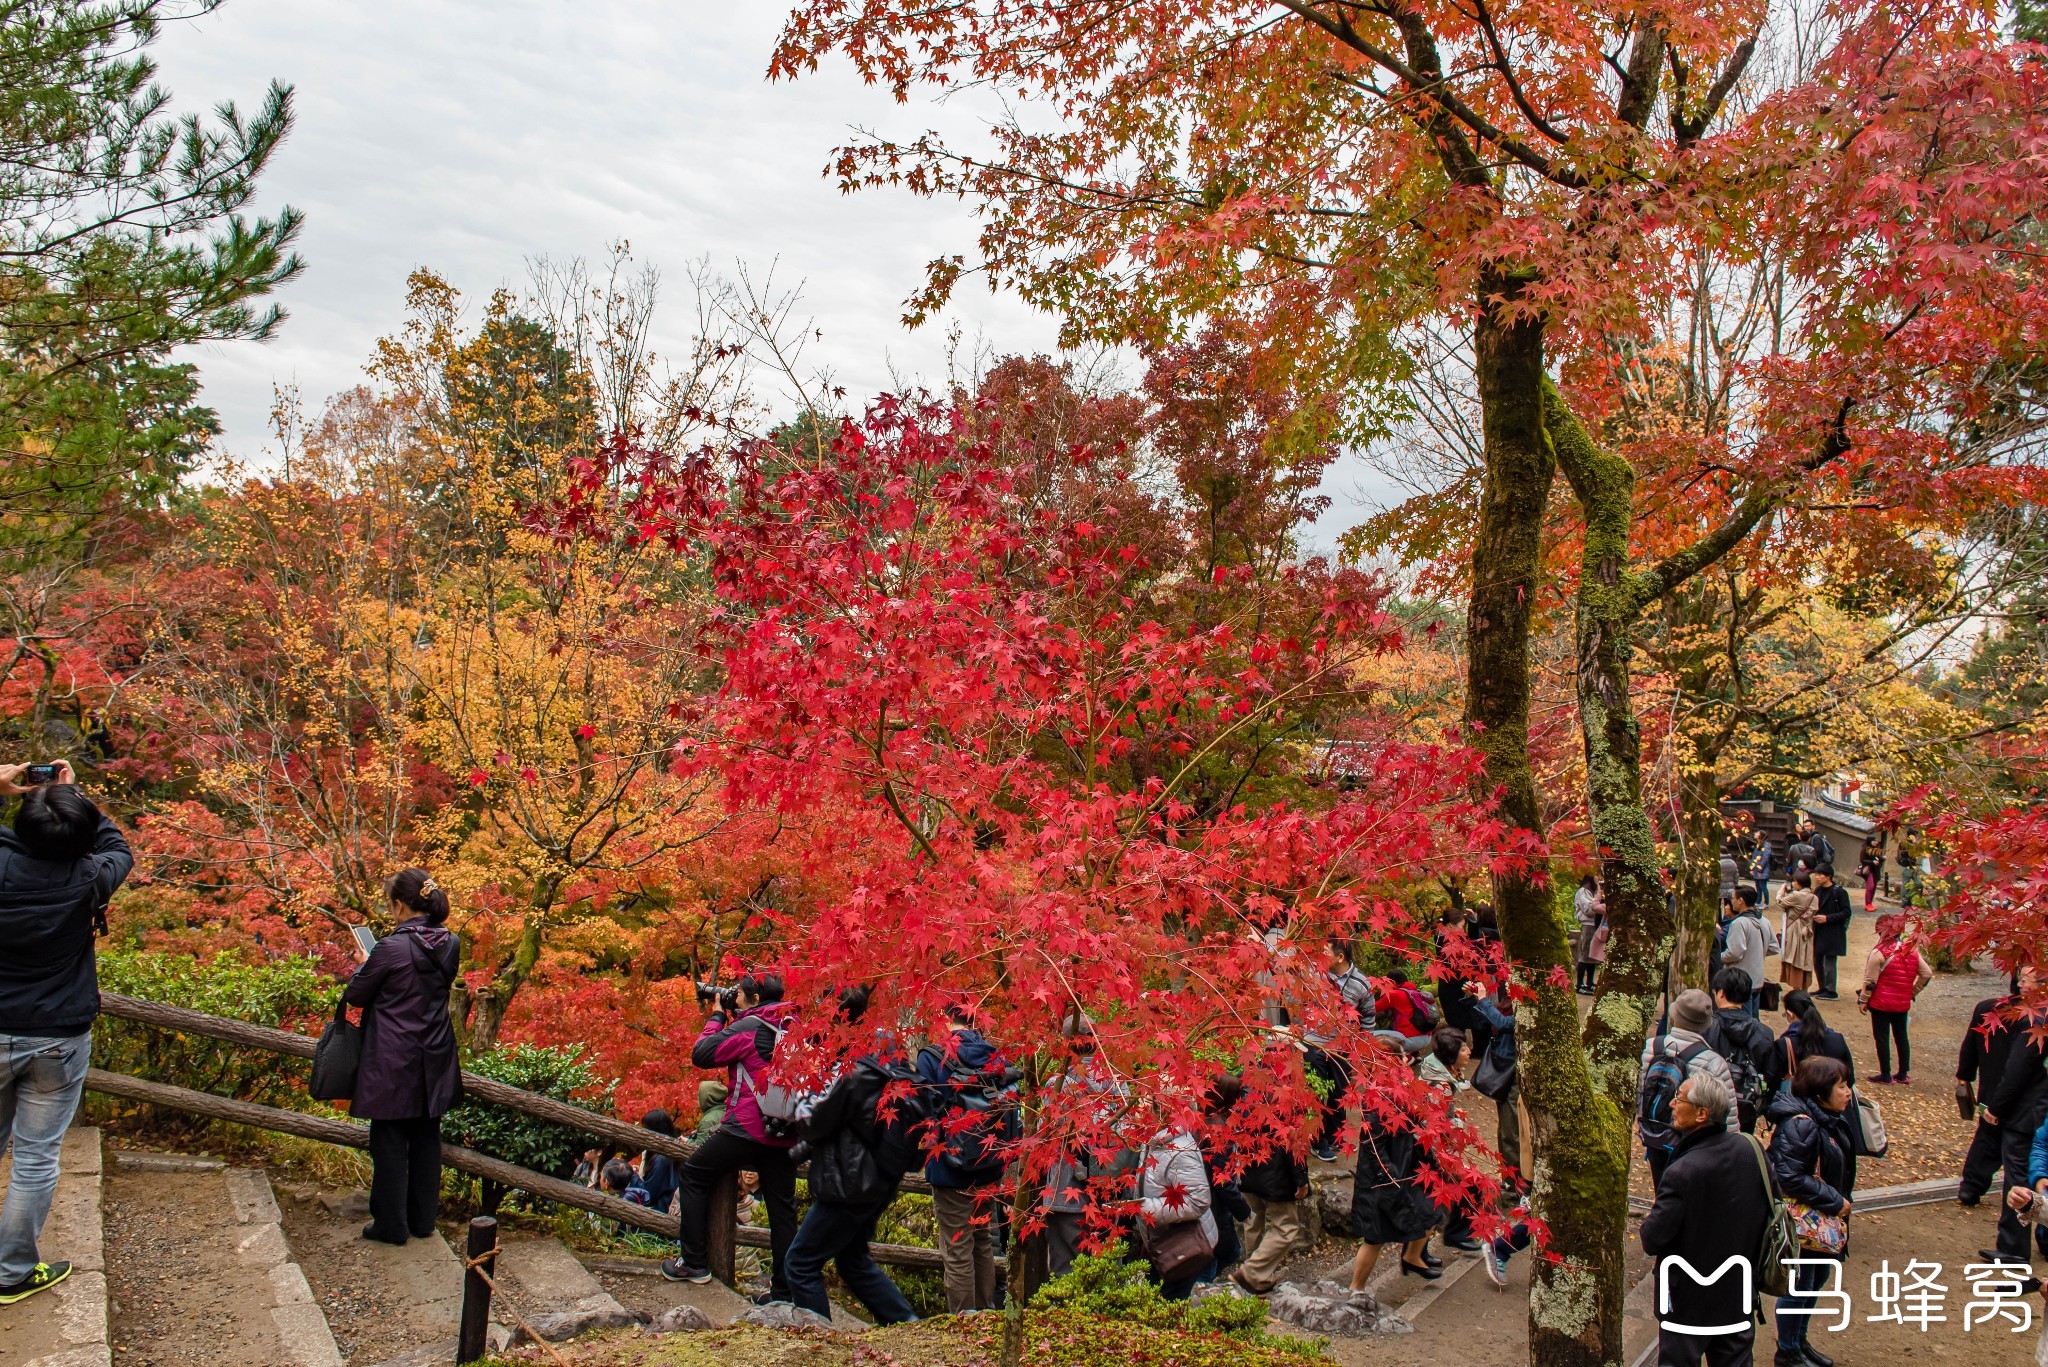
left=344, top=869, right=461, bottom=1244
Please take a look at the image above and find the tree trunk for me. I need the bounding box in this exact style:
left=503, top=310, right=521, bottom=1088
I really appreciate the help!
left=1000, top=1053, right=1041, bottom=1367
left=1545, top=383, right=1673, bottom=1089
left=1464, top=283, right=1625, bottom=1367
left=467, top=916, right=546, bottom=1053
left=1676, top=766, right=1727, bottom=991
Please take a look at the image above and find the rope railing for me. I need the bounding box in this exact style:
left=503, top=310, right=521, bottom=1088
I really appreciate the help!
left=88, top=991, right=963, bottom=1283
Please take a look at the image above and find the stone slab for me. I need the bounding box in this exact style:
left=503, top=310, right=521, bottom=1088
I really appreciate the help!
left=107, top=1148, right=221, bottom=1174
left=226, top=1167, right=283, bottom=1227
left=492, top=1235, right=629, bottom=1318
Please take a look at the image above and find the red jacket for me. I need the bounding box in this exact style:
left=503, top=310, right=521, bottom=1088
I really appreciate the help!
left=1866, top=944, right=1919, bottom=1013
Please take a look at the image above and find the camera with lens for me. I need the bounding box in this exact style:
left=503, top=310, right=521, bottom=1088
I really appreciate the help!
left=694, top=980, right=738, bottom=1012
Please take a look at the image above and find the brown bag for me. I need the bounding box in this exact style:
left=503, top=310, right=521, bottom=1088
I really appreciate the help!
left=1144, top=1218, right=1215, bottom=1281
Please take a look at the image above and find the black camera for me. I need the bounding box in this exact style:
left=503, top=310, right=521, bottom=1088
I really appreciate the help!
left=23, top=762, right=61, bottom=785
left=694, top=980, right=738, bottom=1012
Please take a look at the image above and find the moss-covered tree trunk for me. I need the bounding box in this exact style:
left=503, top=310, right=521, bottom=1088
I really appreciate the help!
left=1675, top=765, right=1728, bottom=991
left=1545, top=385, right=1671, bottom=1089
left=1464, top=284, right=1626, bottom=1367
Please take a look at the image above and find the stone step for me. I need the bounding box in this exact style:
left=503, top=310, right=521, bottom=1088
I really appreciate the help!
left=101, top=1148, right=342, bottom=1367
left=1, top=1125, right=109, bottom=1367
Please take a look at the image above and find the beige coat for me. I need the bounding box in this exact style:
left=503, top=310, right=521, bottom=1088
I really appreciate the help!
left=1774, top=887, right=1818, bottom=972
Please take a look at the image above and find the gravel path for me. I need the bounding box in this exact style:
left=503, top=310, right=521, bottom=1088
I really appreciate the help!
left=105, top=1169, right=287, bottom=1367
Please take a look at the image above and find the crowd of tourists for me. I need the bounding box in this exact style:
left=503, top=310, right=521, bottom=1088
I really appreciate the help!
left=1, top=770, right=2043, bottom=1367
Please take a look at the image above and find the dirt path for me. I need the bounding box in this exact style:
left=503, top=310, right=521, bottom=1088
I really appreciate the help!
left=275, top=1189, right=461, bottom=1365
left=105, top=1168, right=288, bottom=1367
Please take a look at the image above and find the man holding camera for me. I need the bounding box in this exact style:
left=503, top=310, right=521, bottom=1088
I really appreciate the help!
left=0, top=762, right=133, bottom=1305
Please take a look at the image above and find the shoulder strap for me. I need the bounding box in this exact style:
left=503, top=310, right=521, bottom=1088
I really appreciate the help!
left=1676, top=1040, right=1711, bottom=1068
left=1745, top=1133, right=1779, bottom=1201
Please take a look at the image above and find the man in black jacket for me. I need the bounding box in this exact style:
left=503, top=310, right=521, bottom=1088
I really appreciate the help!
left=1809, top=866, right=1852, bottom=1000
left=1707, top=969, right=1776, bottom=1134
left=781, top=987, right=923, bottom=1323
left=1959, top=976, right=2028, bottom=1206
left=1639, top=1072, right=1772, bottom=1367
left=1228, top=1126, right=1310, bottom=1295
left=0, top=766, right=133, bottom=1306
left=1978, top=982, right=2048, bottom=1269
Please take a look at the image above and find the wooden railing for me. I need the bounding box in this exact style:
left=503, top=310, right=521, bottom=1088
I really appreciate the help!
left=89, top=991, right=963, bottom=1281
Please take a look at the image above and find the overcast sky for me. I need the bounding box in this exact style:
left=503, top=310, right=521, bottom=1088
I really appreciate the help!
left=150, top=2, right=1391, bottom=545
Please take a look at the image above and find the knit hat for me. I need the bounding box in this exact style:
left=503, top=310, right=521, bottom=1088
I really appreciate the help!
left=1671, top=988, right=1715, bottom=1034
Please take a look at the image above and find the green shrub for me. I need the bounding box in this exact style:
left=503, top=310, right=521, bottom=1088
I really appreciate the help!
left=869, top=1189, right=946, bottom=1317
left=1029, top=1244, right=1313, bottom=1353
left=94, top=949, right=333, bottom=1108
left=444, top=1042, right=615, bottom=1204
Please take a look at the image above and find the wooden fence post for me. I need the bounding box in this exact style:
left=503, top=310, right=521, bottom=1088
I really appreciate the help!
left=457, top=1216, right=498, bottom=1363
left=706, top=1171, right=738, bottom=1287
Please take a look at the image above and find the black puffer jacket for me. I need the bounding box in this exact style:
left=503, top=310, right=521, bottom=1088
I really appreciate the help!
left=1238, top=1141, right=1309, bottom=1203
left=1765, top=1090, right=1856, bottom=1216
left=0, top=813, right=133, bottom=1036
left=803, top=1056, right=923, bottom=1207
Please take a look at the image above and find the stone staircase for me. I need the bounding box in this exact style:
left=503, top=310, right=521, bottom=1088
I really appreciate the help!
left=10, top=1123, right=877, bottom=1366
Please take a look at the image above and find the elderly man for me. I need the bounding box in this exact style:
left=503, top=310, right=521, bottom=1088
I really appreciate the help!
left=1640, top=1074, right=1773, bottom=1367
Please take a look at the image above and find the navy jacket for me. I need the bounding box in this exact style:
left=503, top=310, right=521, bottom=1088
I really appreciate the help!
left=342, top=919, right=461, bottom=1121
left=916, top=1028, right=1005, bottom=1188
left=0, top=814, right=133, bottom=1036
left=1765, top=1090, right=1857, bottom=1216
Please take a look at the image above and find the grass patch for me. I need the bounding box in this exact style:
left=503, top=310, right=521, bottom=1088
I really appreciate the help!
left=474, top=1308, right=1326, bottom=1367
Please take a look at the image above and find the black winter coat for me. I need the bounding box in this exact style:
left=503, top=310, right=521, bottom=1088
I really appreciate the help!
left=1639, top=1126, right=1774, bottom=1328
left=0, top=814, right=133, bottom=1036
left=803, top=1056, right=922, bottom=1207
left=1765, top=1090, right=1856, bottom=1216
left=1812, top=883, right=1852, bottom=956
left=1239, top=1142, right=1309, bottom=1203
left=1349, top=1117, right=1436, bottom=1244
left=342, top=919, right=461, bottom=1121
left=1958, top=996, right=2019, bottom=1102
left=1985, top=1011, right=2048, bottom=1133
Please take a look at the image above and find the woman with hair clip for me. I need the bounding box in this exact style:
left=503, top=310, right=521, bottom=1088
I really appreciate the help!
left=345, top=868, right=461, bottom=1244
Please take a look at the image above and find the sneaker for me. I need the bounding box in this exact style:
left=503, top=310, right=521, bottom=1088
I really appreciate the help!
left=0, top=1262, right=71, bottom=1305
left=1871, top=1074, right=1893, bottom=1085
left=661, top=1258, right=712, bottom=1284
left=1311, top=1143, right=1339, bottom=1163
left=1894, top=1073, right=1910, bottom=1086
left=360, top=1224, right=407, bottom=1246
left=1481, top=1242, right=1508, bottom=1289
left=1443, top=1235, right=1482, bottom=1253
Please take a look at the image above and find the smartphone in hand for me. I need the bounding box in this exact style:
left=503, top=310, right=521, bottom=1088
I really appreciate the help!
left=350, top=926, right=379, bottom=957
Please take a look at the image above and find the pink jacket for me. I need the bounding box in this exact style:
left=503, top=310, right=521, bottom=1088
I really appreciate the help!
left=689, top=1001, right=798, bottom=1147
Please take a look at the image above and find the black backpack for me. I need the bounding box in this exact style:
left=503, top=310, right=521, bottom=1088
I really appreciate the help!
left=1638, top=1038, right=1710, bottom=1151
left=1707, top=1018, right=1767, bottom=1130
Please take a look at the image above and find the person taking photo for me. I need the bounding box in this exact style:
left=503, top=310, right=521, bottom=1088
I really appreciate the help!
left=0, top=762, right=132, bottom=1306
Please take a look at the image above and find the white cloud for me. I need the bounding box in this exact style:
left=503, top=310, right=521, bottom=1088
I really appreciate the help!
left=150, top=1, right=1396, bottom=546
